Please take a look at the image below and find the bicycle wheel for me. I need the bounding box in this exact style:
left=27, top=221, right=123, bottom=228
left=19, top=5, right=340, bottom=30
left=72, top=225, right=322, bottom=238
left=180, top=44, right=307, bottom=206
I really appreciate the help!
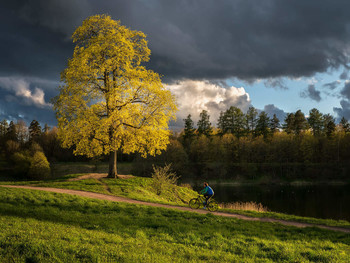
left=189, top=198, right=201, bottom=209
left=207, top=200, right=219, bottom=212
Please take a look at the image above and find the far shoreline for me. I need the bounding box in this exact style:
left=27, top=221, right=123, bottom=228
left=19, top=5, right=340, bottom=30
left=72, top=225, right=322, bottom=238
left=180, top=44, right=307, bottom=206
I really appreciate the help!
left=180, top=178, right=350, bottom=187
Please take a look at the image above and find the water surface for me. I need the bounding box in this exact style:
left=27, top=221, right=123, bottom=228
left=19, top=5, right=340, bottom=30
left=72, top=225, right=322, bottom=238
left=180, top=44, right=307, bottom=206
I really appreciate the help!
left=192, top=182, right=350, bottom=221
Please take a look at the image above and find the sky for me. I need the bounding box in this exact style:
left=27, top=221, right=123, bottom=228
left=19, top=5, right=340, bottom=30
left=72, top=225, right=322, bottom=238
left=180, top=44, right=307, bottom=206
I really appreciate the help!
left=1, top=0, right=350, bottom=129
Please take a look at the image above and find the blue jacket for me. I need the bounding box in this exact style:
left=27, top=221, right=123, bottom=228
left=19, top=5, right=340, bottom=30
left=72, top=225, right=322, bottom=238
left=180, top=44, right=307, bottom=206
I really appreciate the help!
left=201, top=186, right=214, bottom=195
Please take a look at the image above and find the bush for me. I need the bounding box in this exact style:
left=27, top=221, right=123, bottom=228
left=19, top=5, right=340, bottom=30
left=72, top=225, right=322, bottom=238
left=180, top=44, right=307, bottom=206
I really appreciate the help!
left=151, top=164, right=179, bottom=195
left=29, top=142, right=44, bottom=155
left=11, top=151, right=31, bottom=176
left=28, top=151, right=51, bottom=180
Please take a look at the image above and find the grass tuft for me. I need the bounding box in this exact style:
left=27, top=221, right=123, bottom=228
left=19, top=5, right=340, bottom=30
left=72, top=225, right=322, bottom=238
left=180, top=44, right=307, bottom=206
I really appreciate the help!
left=220, top=201, right=269, bottom=212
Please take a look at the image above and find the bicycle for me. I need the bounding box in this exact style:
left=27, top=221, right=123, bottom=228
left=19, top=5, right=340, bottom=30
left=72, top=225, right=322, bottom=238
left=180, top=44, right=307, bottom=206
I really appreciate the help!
left=189, top=194, right=219, bottom=212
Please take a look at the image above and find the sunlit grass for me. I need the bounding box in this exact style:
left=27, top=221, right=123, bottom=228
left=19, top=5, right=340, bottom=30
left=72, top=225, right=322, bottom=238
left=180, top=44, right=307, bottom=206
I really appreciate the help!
left=220, top=201, right=268, bottom=212
left=1, top=172, right=350, bottom=228
left=0, top=188, right=349, bottom=262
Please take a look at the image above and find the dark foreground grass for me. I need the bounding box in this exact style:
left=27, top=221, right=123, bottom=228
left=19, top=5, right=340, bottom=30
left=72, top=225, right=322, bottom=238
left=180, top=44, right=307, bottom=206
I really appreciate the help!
left=0, top=188, right=349, bottom=262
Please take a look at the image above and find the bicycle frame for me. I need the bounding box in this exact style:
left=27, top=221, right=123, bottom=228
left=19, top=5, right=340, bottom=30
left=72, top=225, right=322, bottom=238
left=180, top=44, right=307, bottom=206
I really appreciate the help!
left=198, top=194, right=213, bottom=204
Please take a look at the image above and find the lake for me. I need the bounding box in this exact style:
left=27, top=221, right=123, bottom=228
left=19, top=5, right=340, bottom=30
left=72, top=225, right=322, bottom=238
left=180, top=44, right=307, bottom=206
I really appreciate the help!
left=192, top=182, right=350, bottom=221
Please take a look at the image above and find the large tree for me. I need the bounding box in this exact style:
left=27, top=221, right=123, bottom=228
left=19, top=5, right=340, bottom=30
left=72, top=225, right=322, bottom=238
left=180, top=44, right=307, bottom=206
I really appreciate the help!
left=54, top=15, right=177, bottom=178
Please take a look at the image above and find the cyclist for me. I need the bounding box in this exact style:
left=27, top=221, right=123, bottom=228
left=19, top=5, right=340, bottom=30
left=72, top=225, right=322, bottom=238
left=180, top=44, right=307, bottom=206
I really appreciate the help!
left=200, top=182, right=214, bottom=209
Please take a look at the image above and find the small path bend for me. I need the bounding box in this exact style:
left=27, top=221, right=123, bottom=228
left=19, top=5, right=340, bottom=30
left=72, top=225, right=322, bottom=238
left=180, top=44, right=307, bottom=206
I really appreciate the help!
left=1, top=185, right=350, bottom=234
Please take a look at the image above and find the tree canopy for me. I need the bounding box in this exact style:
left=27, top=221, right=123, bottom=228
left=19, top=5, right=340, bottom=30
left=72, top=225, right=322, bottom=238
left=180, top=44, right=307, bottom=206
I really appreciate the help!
left=53, top=15, right=177, bottom=177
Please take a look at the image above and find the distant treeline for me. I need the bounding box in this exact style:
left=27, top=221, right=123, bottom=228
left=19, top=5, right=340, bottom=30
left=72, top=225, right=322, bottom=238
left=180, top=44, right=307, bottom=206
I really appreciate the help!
left=134, top=107, right=350, bottom=181
left=1, top=106, right=350, bottom=181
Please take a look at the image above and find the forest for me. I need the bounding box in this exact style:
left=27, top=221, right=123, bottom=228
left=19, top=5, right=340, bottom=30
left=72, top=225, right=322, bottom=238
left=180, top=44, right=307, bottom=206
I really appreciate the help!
left=1, top=106, right=350, bottom=181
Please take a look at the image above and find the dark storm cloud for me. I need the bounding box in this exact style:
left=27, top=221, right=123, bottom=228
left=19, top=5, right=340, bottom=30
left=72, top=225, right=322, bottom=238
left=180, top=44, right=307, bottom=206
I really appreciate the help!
left=3, top=0, right=350, bottom=81
left=2, top=0, right=350, bottom=124
left=300, top=85, right=322, bottom=102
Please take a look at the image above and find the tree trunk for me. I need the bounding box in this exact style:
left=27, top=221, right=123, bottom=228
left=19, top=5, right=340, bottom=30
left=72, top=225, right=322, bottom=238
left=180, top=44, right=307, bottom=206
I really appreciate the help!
left=108, top=150, right=117, bottom=178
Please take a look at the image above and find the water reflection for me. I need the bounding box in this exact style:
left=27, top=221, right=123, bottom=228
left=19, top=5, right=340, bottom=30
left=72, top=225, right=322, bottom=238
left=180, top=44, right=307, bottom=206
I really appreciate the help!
left=191, top=182, right=350, bottom=221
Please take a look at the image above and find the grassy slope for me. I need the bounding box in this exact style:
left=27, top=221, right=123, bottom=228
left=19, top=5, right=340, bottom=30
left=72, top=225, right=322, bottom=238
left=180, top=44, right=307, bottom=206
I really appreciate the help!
left=2, top=173, right=350, bottom=229
left=1, top=174, right=198, bottom=206
left=0, top=188, right=349, bottom=263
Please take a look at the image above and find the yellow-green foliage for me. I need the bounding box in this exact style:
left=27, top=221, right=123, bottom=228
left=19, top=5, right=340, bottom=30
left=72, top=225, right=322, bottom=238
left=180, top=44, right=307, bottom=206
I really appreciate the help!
left=53, top=14, right=177, bottom=159
left=100, top=176, right=196, bottom=205
left=31, top=175, right=197, bottom=206
left=151, top=164, right=179, bottom=195
left=11, top=151, right=31, bottom=175
left=28, top=152, right=51, bottom=180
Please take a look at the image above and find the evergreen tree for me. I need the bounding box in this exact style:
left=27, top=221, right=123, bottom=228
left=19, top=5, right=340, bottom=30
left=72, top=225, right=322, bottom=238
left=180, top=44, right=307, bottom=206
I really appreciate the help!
left=294, top=110, right=308, bottom=135
left=6, top=121, right=17, bottom=141
left=323, top=114, right=336, bottom=137
left=29, top=120, right=42, bottom=142
left=197, top=110, right=212, bottom=136
left=339, top=117, right=350, bottom=133
left=246, top=106, right=258, bottom=134
left=269, top=114, right=280, bottom=133
left=308, top=108, right=323, bottom=136
left=183, top=114, right=195, bottom=140
left=283, top=113, right=295, bottom=134
left=222, top=106, right=246, bottom=138
left=255, top=111, right=271, bottom=138
left=217, top=111, right=226, bottom=135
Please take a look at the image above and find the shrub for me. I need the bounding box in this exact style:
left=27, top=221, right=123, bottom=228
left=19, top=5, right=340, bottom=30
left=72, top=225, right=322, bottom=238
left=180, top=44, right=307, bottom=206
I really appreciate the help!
left=29, top=142, right=44, bottom=155
left=11, top=151, right=31, bottom=176
left=28, top=151, right=51, bottom=180
left=151, top=164, right=179, bottom=195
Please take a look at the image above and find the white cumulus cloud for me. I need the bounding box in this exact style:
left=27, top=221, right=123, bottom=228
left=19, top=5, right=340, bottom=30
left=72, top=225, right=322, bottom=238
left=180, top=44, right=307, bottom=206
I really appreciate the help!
left=0, top=77, right=52, bottom=108
left=166, top=79, right=251, bottom=128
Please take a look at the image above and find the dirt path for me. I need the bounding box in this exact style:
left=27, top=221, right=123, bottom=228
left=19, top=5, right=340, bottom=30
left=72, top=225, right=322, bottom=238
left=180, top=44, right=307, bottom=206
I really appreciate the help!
left=1, top=185, right=350, bottom=234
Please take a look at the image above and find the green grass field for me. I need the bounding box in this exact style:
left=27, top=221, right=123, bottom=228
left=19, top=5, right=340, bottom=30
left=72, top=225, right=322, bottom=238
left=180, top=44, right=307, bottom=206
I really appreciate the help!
left=0, top=187, right=349, bottom=262
left=2, top=172, right=350, bottom=229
